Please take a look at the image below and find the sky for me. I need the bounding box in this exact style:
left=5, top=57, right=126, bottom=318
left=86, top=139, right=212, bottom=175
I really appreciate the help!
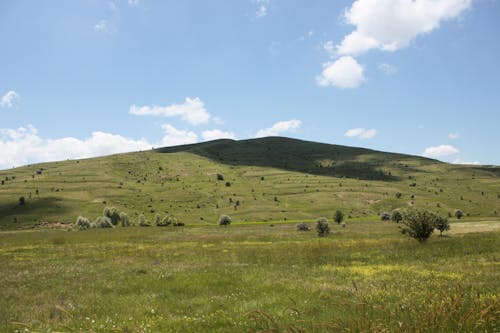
left=1, top=0, right=499, bottom=169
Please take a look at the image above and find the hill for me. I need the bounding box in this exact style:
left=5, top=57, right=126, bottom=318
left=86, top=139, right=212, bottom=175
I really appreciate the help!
left=0, top=136, right=499, bottom=229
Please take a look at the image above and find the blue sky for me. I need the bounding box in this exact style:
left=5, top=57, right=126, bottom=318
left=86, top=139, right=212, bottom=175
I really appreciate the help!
left=1, top=0, right=499, bottom=169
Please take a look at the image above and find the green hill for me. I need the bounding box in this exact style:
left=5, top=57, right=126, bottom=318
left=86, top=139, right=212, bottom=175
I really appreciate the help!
left=0, top=136, right=499, bottom=229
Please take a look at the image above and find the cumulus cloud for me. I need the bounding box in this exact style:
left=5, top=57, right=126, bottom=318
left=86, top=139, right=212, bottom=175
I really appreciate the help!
left=254, top=0, right=270, bottom=18
left=378, top=63, right=397, bottom=75
left=449, top=132, right=460, bottom=139
left=0, top=125, right=152, bottom=169
left=254, top=119, right=301, bottom=138
left=94, top=19, right=111, bottom=33
left=453, top=158, right=480, bottom=165
left=422, top=144, right=459, bottom=158
left=316, top=56, right=365, bottom=89
left=130, top=97, right=211, bottom=125
left=336, top=0, right=472, bottom=56
left=345, top=128, right=377, bottom=139
left=1, top=90, right=19, bottom=108
left=160, top=124, right=198, bottom=147
left=202, top=129, right=236, bottom=142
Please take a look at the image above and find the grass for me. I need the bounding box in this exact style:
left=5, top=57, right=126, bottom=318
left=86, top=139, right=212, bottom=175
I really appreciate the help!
left=0, top=219, right=499, bottom=332
left=0, top=137, right=499, bottom=229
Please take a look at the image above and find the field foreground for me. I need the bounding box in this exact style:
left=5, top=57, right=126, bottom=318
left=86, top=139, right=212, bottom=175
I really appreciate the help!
left=1, top=220, right=499, bottom=332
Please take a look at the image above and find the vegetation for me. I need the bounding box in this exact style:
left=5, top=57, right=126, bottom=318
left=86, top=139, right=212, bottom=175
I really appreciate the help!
left=334, top=210, right=344, bottom=224
left=75, top=216, right=90, bottom=230
left=435, top=215, right=451, bottom=236
left=219, top=215, right=232, bottom=226
left=380, top=211, right=391, bottom=221
left=399, top=210, right=439, bottom=242
left=316, top=217, right=330, bottom=237
left=95, top=216, right=113, bottom=228
left=138, top=213, right=151, bottom=227
left=391, top=209, right=403, bottom=223
left=455, top=209, right=464, bottom=219
left=295, top=222, right=310, bottom=231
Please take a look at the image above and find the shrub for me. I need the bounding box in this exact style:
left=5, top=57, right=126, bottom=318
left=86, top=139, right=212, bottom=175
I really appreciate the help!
left=434, top=216, right=450, bottom=236
left=391, top=209, right=403, bottom=223
left=157, top=214, right=173, bottom=227
left=19, top=196, right=26, bottom=206
left=95, top=216, right=113, bottom=228
left=334, top=210, right=344, bottom=224
left=173, top=222, right=185, bottom=227
left=395, top=192, right=402, bottom=199
left=296, top=222, right=310, bottom=231
left=219, top=215, right=232, bottom=226
left=75, top=216, right=90, bottom=230
left=138, top=214, right=151, bottom=227
left=399, top=210, right=438, bottom=242
left=119, top=212, right=129, bottom=227
left=454, top=209, right=464, bottom=219
left=225, top=181, right=231, bottom=187
left=316, top=217, right=330, bottom=237
left=380, top=212, right=391, bottom=221
left=217, top=173, right=224, bottom=181
left=154, top=214, right=161, bottom=226
left=104, top=207, right=121, bottom=225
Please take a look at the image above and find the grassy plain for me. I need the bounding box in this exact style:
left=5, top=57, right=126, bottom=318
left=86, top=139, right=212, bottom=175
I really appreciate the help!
left=0, top=219, right=499, bottom=332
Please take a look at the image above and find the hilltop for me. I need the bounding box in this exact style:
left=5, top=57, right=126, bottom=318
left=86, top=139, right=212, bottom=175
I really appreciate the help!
left=0, top=137, right=499, bottom=229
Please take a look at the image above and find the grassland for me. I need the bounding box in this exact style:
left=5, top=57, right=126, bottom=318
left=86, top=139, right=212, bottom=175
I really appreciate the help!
left=0, top=137, right=499, bottom=229
left=0, top=219, right=499, bottom=332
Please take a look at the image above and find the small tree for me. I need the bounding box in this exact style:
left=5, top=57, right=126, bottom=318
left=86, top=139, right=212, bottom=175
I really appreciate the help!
left=380, top=212, right=391, bottom=221
left=454, top=209, right=464, bottom=220
left=316, top=217, right=330, bottom=237
left=75, top=216, right=90, bottom=230
left=296, top=222, right=310, bottom=231
left=19, top=196, right=26, bottom=206
left=334, top=210, right=344, bottom=224
left=119, top=212, right=129, bottom=227
left=138, top=213, right=151, bottom=227
left=399, top=210, right=437, bottom=242
left=434, top=216, right=450, bottom=236
left=219, top=215, right=232, bottom=226
left=391, top=209, right=403, bottom=223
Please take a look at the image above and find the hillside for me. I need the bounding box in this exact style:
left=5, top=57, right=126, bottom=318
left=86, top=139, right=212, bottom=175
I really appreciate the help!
left=0, top=137, right=499, bottom=229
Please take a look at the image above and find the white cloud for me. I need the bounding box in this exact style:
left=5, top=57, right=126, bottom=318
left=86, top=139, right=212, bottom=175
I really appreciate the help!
left=202, top=129, right=236, bottom=142
left=422, top=144, right=459, bottom=158
left=336, top=0, right=472, bottom=56
left=254, top=119, right=302, bottom=138
left=449, top=132, right=460, bottom=139
left=378, top=63, right=397, bottom=75
left=94, top=19, right=114, bottom=33
left=128, top=0, right=139, bottom=6
left=160, top=124, right=198, bottom=147
left=345, top=128, right=377, bottom=139
left=316, top=56, right=365, bottom=89
left=130, top=97, right=211, bottom=125
left=0, top=125, right=152, bottom=169
left=254, top=0, right=270, bottom=18
left=1, top=90, right=19, bottom=108
left=453, top=158, right=480, bottom=165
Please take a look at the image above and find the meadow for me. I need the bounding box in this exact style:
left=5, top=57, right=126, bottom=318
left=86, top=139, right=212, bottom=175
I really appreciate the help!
left=1, top=219, right=499, bottom=332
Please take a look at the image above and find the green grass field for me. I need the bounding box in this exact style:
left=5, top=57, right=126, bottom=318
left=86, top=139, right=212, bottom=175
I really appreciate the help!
left=0, top=219, right=499, bottom=332
left=0, top=137, right=499, bottom=229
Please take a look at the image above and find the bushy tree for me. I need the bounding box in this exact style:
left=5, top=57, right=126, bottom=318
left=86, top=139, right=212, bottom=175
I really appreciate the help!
left=296, top=222, right=310, bottom=231
left=75, top=216, right=90, bottom=230
left=380, top=212, right=391, bottom=221
left=219, top=214, right=232, bottom=226
left=454, top=209, right=464, bottom=220
left=119, top=212, right=129, bottom=227
left=95, top=216, right=113, bottom=228
left=138, top=213, right=151, bottom=227
left=391, top=209, right=403, bottom=223
left=104, top=207, right=121, bottom=225
left=316, top=217, right=330, bottom=237
left=334, top=210, right=344, bottom=224
left=399, top=210, right=438, bottom=242
left=434, top=216, right=450, bottom=236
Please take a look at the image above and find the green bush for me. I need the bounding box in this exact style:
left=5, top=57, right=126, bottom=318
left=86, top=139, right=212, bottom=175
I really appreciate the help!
left=95, top=216, right=113, bottom=228
left=219, top=215, right=232, bottom=226
left=119, top=212, right=129, bottom=227
left=380, top=212, right=391, bottom=221
left=75, top=216, right=90, bottom=230
left=104, top=207, right=121, bottom=225
left=157, top=214, right=173, bottom=227
left=138, top=213, right=151, bottom=227
left=399, top=210, right=438, bottom=242
left=316, top=217, right=330, bottom=237
left=391, top=210, right=403, bottom=223
left=296, top=222, right=310, bottom=231
left=434, top=216, right=450, bottom=236
left=334, top=210, right=344, bottom=224
left=454, top=209, right=464, bottom=220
